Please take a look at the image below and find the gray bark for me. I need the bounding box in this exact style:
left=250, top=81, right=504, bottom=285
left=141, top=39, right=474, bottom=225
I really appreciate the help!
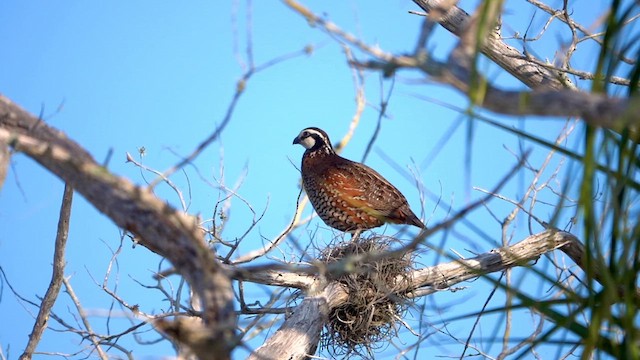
left=0, top=95, right=236, bottom=360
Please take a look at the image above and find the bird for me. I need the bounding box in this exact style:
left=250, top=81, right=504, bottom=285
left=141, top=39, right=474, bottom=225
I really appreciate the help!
left=292, top=127, right=426, bottom=238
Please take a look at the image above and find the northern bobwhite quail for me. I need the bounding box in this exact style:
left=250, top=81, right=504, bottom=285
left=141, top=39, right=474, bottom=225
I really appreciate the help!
left=293, top=127, right=426, bottom=236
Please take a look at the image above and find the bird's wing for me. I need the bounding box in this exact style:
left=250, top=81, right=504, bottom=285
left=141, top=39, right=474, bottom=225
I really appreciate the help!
left=329, top=160, right=409, bottom=217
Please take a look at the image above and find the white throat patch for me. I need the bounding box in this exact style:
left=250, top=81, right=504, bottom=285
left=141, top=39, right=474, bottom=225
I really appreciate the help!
left=298, top=136, right=317, bottom=150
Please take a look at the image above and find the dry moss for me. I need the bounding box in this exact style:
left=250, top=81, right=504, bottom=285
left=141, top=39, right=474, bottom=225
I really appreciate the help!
left=318, top=235, right=413, bottom=357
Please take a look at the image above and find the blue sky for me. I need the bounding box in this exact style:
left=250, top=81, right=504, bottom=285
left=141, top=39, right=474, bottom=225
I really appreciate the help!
left=0, top=1, right=623, bottom=359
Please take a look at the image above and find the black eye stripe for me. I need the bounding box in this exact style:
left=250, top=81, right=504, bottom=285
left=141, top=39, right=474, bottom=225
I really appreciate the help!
left=298, top=128, right=331, bottom=147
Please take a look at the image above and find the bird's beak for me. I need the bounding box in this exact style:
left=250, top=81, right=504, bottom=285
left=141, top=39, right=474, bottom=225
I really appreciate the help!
left=292, top=136, right=300, bottom=145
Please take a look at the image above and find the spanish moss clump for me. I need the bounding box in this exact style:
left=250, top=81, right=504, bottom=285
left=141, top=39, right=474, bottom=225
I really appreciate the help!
left=318, top=235, right=413, bottom=357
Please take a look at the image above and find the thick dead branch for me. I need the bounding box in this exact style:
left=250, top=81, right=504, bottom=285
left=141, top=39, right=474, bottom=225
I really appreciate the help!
left=234, top=229, right=581, bottom=295
left=237, top=230, right=638, bottom=301
left=361, top=56, right=639, bottom=133
left=412, top=0, right=571, bottom=90
left=154, top=316, right=216, bottom=360
left=0, top=99, right=93, bottom=161
left=284, top=0, right=638, bottom=134
left=244, top=230, right=600, bottom=357
left=409, top=229, right=577, bottom=296
left=247, top=282, right=348, bottom=360
left=229, top=264, right=318, bottom=289
left=0, top=94, right=235, bottom=359
left=462, top=85, right=634, bottom=130
left=411, top=0, right=638, bottom=133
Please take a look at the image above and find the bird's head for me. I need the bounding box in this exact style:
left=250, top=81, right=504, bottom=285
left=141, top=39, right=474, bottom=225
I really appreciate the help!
left=292, top=127, right=335, bottom=155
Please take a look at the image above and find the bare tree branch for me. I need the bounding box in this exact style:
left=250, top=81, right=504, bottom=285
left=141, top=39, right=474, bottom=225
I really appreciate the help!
left=283, top=0, right=639, bottom=137
left=240, top=229, right=612, bottom=358
left=0, top=143, right=8, bottom=190
left=19, top=185, right=73, bottom=360
left=153, top=45, right=313, bottom=187
left=356, top=55, right=638, bottom=131
left=3, top=1, right=637, bottom=357
left=408, top=229, right=576, bottom=296
left=411, top=0, right=573, bottom=90
left=62, top=277, right=109, bottom=360
left=230, top=264, right=317, bottom=289
left=247, top=282, right=348, bottom=360
left=526, top=0, right=637, bottom=66
left=0, top=95, right=235, bottom=359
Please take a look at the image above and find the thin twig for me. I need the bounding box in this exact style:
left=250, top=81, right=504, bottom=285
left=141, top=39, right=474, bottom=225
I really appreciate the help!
left=461, top=272, right=505, bottom=359
left=232, top=188, right=307, bottom=264
left=151, top=44, right=313, bottom=188
left=334, top=46, right=366, bottom=154
left=362, top=76, right=395, bottom=163
left=526, top=0, right=637, bottom=65
left=62, top=277, right=109, bottom=360
left=126, top=153, right=188, bottom=211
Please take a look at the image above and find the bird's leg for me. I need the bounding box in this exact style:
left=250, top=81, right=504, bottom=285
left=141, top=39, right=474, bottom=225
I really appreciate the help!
left=351, top=229, right=362, bottom=241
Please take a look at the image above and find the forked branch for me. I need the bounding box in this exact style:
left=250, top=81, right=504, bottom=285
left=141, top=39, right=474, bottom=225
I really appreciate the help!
left=0, top=95, right=235, bottom=359
left=241, top=228, right=609, bottom=359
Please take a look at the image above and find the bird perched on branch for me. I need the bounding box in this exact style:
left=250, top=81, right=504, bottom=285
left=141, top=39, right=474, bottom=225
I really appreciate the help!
left=293, top=127, right=426, bottom=238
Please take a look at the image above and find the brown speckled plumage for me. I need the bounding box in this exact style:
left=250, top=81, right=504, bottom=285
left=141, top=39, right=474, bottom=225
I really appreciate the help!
left=293, top=127, right=425, bottom=234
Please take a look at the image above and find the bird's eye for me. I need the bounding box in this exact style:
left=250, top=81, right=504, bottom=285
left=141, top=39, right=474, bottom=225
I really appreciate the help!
left=302, top=131, right=309, bottom=138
